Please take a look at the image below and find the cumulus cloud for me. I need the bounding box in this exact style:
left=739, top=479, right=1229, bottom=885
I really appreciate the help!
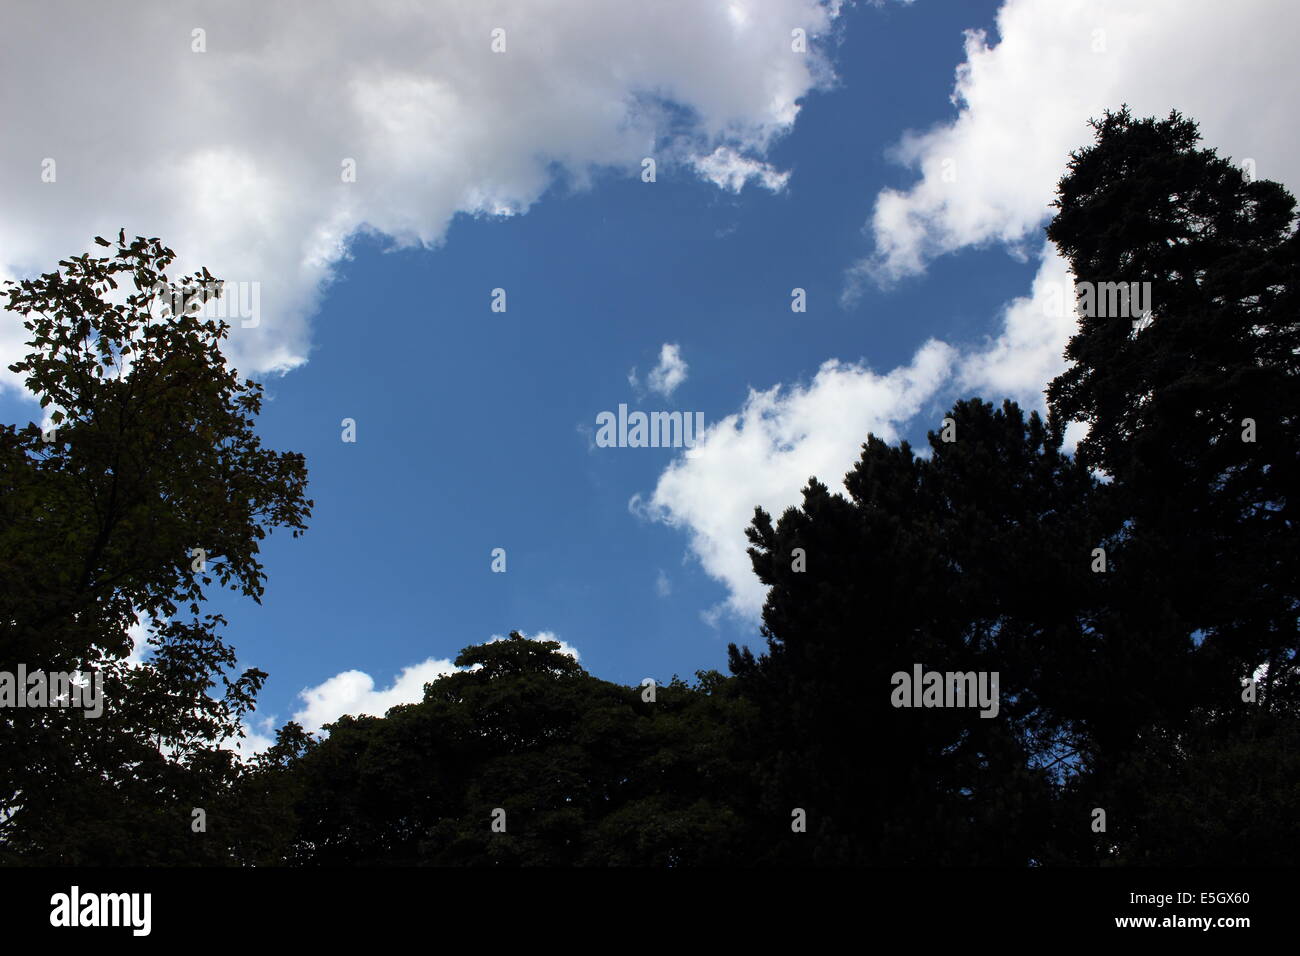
left=636, top=341, right=956, bottom=620
left=691, top=146, right=792, bottom=194
left=854, top=0, right=1300, bottom=288
left=630, top=342, right=690, bottom=398
left=955, top=241, right=1075, bottom=408
left=648, top=343, right=689, bottom=397
left=291, top=656, right=460, bottom=735
left=124, top=618, right=151, bottom=667
left=289, top=631, right=577, bottom=735
left=636, top=252, right=1091, bottom=622
left=0, top=0, right=840, bottom=392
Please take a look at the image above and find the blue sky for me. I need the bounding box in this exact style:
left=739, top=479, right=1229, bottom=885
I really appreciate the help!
left=2, top=0, right=1291, bottom=748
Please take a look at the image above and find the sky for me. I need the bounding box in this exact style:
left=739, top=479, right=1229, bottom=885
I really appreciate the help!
left=1, top=0, right=1296, bottom=752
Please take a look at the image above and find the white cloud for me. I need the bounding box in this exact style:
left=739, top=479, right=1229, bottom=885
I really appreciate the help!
left=0, top=0, right=840, bottom=393
left=854, top=0, right=1300, bottom=288
left=637, top=341, right=956, bottom=620
left=691, top=146, right=792, bottom=194
left=636, top=254, right=1091, bottom=620
left=648, top=343, right=689, bottom=397
left=291, top=656, right=460, bottom=735
left=630, top=342, right=690, bottom=398
left=124, top=618, right=150, bottom=667
left=290, top=631, right=578, bottom=735
left=955, top=241, right=1075, bottom=409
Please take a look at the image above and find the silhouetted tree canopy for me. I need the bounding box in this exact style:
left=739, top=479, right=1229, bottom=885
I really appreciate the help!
left=260, top=634, right=757, bottom=866
left=0, top=234, right=312, bottom=863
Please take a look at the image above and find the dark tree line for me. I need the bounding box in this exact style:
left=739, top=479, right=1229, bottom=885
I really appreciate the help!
left=2, top=108, right=1296, bottom=865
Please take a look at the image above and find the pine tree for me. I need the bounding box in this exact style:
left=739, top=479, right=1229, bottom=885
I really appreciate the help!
left=1044, top=108, right=1300, bottom=863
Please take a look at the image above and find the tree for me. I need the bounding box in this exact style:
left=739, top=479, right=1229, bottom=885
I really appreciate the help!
left=0, top=233, right=312, bottom=863
left=1042, top=110, right=1299, bottom=863
left=1047, top=108, right=1298, bottom=713
left=731, top=399, right=1101, bottom=864
left=269, top=633, right=756, bottom=866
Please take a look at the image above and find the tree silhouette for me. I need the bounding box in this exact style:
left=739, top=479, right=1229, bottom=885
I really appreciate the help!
left=0, top=234, right=312, bottom=863
left=1043, top=108, right=1299, bottom=863
left=731, top=398, right=1099, bottom=863
left=267, top=633, right=755, bottom=866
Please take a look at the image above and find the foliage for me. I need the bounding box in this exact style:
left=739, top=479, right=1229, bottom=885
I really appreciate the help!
left=0, top=234, right=312, bottom=863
